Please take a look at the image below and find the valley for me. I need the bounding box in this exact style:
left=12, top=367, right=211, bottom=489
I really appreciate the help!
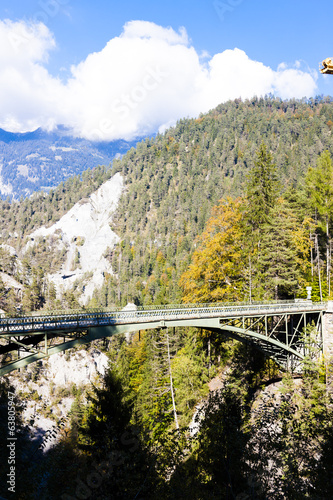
left=0, top=126, right=138, bottom=200
left=1, top=96, right=333, bottom=499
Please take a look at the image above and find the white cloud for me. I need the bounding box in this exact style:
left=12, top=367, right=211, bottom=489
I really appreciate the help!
left=199, top=49, right=276, bottom=109
left=121, top=20, right=189, bottom=45
left=0, top=19, right=55, bottom=64
left=0, top=19, right=64, bottom=132
left=0, top=19, right=318, bottom=140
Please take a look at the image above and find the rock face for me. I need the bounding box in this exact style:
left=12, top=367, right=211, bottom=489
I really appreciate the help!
left=45, top=349, right=109, bottom=386
left=323, top=302, right=333, bottom=388
left=0, top=272, right=23, bottom=293
left=27, top=173, right=124, bottom=303
left=9, top=348, right=109, bottom=403
left=8, top=348, right=109, bottom=452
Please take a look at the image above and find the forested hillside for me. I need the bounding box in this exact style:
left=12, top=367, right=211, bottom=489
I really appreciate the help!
left=1, top=96, right=333, bottom=312
left=94, top=96, right=333, bottom=307
left=0, top=126, right=136, bottom=200
left=0, top=164, right=114, bottom=244
left=1, top=96, right=333, bottom=499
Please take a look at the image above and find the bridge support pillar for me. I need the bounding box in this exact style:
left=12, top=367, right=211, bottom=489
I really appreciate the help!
left=323, top=301, right=333, bottom=389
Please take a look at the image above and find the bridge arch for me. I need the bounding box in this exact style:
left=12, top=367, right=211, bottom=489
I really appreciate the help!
left=0, top=301, right=325, bottom=376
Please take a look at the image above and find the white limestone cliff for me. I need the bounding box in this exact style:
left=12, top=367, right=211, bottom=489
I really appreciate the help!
left=27, top=172, right=124, bottom=304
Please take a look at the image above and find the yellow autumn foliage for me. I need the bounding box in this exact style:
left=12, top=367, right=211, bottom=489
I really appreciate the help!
left=179, top=197, right=246, bottom=303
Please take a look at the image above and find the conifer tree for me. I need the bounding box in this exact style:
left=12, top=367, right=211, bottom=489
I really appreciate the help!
left=245, top=143, right=279, bottom=231
left=258, top=198, right=310, bottom=299
left=305, top=150, right=333, bottom=294
left=244, top=143, right=280, bottom=299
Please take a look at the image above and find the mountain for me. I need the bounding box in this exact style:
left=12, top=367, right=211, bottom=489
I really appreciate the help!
left=2, top=97, right=333, bottom=500
left=102, top=95, right=333, bottom=307
left=2, top=96, right=333, bottom=311
left=26, top=173, right=124, bottom=304
left=0, top=125, right=139, bottom=199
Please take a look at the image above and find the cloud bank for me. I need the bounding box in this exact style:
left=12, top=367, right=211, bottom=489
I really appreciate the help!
left=0, top=19, right=318, bottom=141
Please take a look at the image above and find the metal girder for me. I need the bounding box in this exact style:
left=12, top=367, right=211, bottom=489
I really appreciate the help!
left=0, top=301, right=325, bottom=376
left=216, top=310, right=323, bottom=370
left=0, top=334, right=91, bottom=376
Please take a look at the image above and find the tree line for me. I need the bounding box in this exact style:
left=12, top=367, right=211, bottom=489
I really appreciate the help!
left=1, top=97, right=333, bottom=498
left=181, top=144, right=332, bottom=303
left=2, top=96, right=333, bottom=312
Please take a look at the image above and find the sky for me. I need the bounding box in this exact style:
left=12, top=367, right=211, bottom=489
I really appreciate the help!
left=0, top=0, right=332, bottom=141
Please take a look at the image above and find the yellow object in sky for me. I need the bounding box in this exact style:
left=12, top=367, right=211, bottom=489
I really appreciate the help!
left=320, top=58, right=333, bottom=74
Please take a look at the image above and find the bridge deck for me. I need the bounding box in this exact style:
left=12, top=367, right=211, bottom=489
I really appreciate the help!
left=0, top=300, right=326, bottom=336
left=0, top=300, right=326, bottom=376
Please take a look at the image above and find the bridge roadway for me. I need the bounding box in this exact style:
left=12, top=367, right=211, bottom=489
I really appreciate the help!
left=0, top=300, right=326, bottom=376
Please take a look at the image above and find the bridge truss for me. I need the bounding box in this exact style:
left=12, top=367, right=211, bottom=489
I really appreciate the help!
left=0, top=301, right=326, bottom=376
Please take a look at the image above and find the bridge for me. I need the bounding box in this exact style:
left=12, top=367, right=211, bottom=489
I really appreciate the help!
left=0, top=300, right=329, bottom=377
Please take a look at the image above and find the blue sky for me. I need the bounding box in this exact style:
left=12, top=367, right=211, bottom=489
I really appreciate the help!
left=0, top=0, right=332, bottom=140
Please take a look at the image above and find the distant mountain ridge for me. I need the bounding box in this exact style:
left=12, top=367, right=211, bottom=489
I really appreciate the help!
left=0, top=125, right=139, bottom=199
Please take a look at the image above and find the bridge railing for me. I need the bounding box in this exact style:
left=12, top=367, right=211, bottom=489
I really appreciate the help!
left=0, top=299, right=320, bottom=320
left=0, top=300, right=327, bottom=335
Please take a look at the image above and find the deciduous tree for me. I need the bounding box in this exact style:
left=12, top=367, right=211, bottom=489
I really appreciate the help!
left=179, top=197, right=246, bottom=303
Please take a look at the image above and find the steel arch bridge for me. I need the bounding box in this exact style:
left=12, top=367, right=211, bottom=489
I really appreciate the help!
left=0, top=300, right=326, bottom=376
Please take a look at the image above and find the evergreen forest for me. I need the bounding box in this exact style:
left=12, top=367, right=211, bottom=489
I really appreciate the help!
left=1, top=96, right=333, bottom=499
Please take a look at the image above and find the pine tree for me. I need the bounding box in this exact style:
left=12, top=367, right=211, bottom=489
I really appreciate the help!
left=244, top=143, right=281, bottom=300
left=305, top=150, right=333, bottom=295
left=134, top=328, right=180, bottom=441
left=258, top=198, right=310, bottom=299
left=245, top=143, right=279, bottom=231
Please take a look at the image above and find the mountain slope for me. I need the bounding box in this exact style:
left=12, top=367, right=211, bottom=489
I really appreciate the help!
left=2, top=96, right=333, bottom=311
left=0, top=125, right=137, bottom=199
left=101, top=96, right=333, bottom=306
left=26, top=173, right=124, bottom=304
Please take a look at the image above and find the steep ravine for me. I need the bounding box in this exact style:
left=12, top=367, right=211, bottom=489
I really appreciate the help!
left=25, top=172, right=124, bottom=304
left=7, top=347, right=109, bottom=451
